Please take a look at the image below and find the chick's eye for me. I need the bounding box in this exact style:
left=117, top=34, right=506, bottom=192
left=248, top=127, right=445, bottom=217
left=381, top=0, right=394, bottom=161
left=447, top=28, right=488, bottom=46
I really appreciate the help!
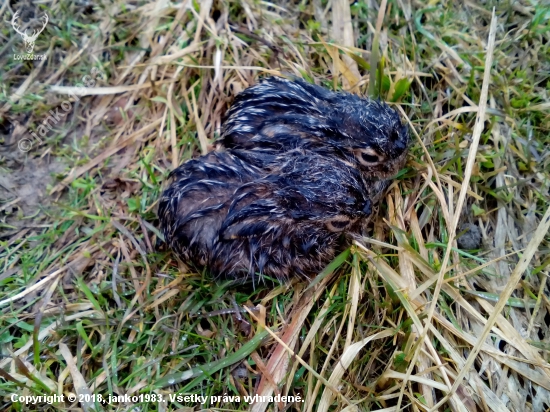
left=361, top=153, right=379, bottom=163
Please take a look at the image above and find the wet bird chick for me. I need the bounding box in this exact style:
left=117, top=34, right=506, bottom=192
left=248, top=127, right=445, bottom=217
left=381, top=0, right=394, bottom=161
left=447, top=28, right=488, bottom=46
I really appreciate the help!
left=160, top=150, right=373, bottom=282
left=158, top=77, right=409, bottom=283
left=222, top=76, right=409, bottom=179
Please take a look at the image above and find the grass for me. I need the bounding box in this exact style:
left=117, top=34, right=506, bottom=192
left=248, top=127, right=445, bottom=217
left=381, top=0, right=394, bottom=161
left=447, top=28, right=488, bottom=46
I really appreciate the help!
left=1, top=0, right=550, bottom=411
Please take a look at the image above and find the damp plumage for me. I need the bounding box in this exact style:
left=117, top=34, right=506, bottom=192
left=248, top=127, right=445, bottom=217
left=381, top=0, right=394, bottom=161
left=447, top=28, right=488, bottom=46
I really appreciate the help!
left=158, top=77, right=409, bottom=283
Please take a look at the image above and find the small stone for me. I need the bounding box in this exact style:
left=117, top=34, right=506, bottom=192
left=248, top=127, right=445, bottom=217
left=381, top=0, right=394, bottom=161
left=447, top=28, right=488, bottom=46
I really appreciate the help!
left=457, top=223, right=482, bottom=250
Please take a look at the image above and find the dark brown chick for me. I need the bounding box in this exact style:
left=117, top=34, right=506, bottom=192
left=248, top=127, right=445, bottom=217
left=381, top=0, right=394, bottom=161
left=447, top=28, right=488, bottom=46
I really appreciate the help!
left=159, top=149, right=373, bottom=283
left=221, top=76, right=409, bottom=179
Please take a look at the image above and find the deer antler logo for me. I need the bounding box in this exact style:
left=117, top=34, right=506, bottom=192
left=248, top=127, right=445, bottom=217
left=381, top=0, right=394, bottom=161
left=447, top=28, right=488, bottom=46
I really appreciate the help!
left=11, top=11, right=48, bottom=54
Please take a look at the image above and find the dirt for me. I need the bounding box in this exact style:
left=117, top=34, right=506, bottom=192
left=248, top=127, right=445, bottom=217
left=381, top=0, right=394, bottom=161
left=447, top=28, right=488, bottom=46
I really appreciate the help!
left=0, top=133, right=66, bottom=235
